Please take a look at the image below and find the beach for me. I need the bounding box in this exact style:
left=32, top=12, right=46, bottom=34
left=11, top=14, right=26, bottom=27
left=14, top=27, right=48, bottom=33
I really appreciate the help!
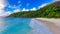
left=34, top=18, right=60, bottom=34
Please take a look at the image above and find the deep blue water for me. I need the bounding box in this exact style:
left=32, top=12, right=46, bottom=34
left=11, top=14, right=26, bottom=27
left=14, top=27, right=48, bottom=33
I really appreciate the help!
left=0, top=18, right=53, bottom=34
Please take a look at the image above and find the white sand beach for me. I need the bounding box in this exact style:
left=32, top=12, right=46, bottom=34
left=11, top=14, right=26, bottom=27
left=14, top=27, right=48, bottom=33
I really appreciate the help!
left=34, top=18, right=60, bottom=34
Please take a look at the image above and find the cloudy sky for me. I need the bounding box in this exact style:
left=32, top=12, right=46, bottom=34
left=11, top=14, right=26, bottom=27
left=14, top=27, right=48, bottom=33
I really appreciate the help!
left=0, top=0, right=57, bottom=16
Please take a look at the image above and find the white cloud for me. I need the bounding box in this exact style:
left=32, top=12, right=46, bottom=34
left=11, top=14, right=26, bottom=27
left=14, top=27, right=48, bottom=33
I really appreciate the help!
left=8, top=5, right=17, bottom=8
left=38, top=4, right=47, bottom=9
left=5, top=11, right=12, bottom=16
left=0, top=0, right=6, bottom=9
left=22, top=8, right=29, bottom=11
left=30, top=7, right=37, bottom=11
left=0, top=0, right=7, bottom=16
left=0, top=11, right=12, bottom=17
left=22, top=7, right=37, bottom=11
left=25, top=9, right=29, bottom=11
left=14, top=9, right=20, bottom=12
left=22, top=8, right=26, bottom=11
left=0, top=10, right=5, bottom=16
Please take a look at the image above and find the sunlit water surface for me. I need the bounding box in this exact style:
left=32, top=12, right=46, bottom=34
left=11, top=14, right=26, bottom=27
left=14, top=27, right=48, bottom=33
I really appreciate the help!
left=0, top=18, right=53, bottom=34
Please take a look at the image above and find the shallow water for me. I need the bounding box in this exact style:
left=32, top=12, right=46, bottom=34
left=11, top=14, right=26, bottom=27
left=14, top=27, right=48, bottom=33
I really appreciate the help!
left=0, top=18, right=53, bottom=34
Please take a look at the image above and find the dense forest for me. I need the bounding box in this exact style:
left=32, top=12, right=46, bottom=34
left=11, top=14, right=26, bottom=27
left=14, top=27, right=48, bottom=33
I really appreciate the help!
left=8, top=1, right=60, bottom=18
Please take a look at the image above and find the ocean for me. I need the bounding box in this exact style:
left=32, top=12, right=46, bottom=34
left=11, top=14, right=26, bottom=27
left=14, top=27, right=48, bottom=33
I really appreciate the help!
left=0, top=18, right=53, bottom=34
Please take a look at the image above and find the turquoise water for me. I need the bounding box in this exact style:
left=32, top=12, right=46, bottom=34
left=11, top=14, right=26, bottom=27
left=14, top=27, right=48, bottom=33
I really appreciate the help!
left=0, top=18, right=53, bottom=34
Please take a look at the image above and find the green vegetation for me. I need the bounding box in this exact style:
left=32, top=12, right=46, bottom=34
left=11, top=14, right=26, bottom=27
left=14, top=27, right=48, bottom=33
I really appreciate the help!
left=8, top=1, right=60, bottom=18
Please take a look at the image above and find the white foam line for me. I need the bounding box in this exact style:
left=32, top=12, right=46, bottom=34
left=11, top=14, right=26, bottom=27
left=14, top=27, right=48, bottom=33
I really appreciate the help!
left=29, top=19, right=53, bottom=34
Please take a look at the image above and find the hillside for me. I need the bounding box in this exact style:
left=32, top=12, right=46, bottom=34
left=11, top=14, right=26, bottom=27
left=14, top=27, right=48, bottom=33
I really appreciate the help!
left=8, top=1, right=60, bottom=18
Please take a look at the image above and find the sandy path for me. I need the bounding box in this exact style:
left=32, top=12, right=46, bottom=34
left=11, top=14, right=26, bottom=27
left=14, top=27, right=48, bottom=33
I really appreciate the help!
left=34, top=18, right=60, bottom=34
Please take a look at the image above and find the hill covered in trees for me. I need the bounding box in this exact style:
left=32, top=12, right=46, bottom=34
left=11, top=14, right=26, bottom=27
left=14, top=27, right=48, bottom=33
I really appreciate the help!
left=8, top=1, right=60, bottom=18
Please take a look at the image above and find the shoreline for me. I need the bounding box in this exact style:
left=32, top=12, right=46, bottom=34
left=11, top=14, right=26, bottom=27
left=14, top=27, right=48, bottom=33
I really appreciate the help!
left=34, top=18, right=60, bottom=34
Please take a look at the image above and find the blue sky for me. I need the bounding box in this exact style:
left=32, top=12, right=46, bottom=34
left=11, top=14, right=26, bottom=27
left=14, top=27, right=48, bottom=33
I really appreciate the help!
left=0, top=0, right=56, bottom=16
left=5, top=0, right=54, bottom=11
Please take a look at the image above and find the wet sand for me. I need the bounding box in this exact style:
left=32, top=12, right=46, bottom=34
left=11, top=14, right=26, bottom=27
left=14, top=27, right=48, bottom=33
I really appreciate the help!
left=34, top=18, right=60, bottom=34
